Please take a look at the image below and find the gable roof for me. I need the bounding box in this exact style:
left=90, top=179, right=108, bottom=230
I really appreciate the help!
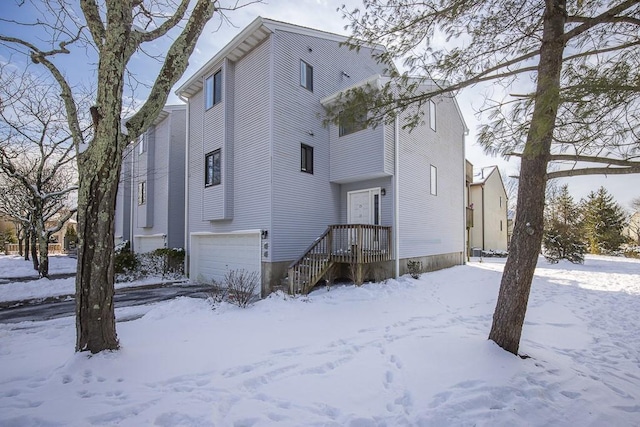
left=471, top=166, right=499, bottom=185
left=176, top=16, right=385, bottom=99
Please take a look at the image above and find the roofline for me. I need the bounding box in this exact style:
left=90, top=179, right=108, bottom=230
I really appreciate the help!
left=176, top=16, right=386, bottom=99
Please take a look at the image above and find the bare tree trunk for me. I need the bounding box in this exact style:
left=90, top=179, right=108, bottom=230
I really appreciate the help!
left=38, top=232, right=49, bottom=278
left=23, top=228, right=29, bottom=261
left=74, top=139, right=123, bottom=352
left=488, top=0, right=566, bottom=355
left=30, top=229, right=38, bottom=271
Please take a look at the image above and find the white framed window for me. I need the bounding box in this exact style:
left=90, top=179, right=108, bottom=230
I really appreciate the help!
left=429, top=99, right=436, bottom=132
left=205, top=70, right=222, bottom=109
left=138, top=181, right=146, bottom=205
left=430, top=165, right=437, bottom=196
left=300, top=60, right=313, bottom=91
left=138, top=135, right=145, bottom=155
left=338, top=111, right=367, bottom=137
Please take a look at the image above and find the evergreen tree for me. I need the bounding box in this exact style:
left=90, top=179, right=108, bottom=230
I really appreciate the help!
left=582, top=187, right=627, bottom=254
left=543, top=184, right=586, bottom=264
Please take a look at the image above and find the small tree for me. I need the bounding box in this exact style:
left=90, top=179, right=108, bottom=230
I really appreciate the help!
left=0, top=66, right=78, bottom=277
left=543, top=184, right=586, bottom=263
left=582, top=187, right=627, bottom=254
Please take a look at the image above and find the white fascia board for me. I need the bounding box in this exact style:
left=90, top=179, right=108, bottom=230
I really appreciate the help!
left=320, top=74, right=385, bottom=106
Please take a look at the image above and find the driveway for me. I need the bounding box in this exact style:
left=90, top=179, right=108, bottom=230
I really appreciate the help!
left=0, top=282, right=213, bottom=323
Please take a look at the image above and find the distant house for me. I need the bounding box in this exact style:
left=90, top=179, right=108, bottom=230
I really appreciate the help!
left=469, top=166, right=509, bottom=253
left=625, top=211, right=640, bottom=245
left=115, top=105, right=186, bottom=253
left=176, top=17, right=469, bottom=295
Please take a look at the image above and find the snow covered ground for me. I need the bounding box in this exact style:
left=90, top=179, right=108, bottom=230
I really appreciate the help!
left=0, top=255, right=184, bottom=304
left=1, top=255, right=639, bottom=426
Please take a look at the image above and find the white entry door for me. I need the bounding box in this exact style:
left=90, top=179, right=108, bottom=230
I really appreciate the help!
left=347, top=188, right=381, bottom=225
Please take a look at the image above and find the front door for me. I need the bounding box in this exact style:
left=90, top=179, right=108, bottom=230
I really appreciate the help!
left=347, top=188, right=381, bottom=225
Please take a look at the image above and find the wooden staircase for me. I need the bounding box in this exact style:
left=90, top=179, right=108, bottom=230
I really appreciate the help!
left=288, top=224, right=392, bottom=294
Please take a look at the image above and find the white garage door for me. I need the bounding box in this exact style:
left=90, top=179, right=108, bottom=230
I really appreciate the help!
left=190, top=231, right=261, bottom=288
left=134, top=235, right=166, bottom=253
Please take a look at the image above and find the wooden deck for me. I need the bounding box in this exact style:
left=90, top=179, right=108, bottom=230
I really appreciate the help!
left=288, top=224, right=392, bottom=294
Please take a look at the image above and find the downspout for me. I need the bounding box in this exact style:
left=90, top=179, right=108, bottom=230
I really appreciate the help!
left=179, top=93, right=190, bottom=277
left=394, top=114, right=400, bottom=278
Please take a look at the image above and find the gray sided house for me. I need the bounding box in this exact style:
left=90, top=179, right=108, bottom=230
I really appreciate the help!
left=115, top=105, right=186, bottom=253
left=177, top=17, right=468, bottom=295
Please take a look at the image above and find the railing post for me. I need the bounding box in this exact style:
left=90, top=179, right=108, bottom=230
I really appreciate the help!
left=327, top=226, right=333, bottom=261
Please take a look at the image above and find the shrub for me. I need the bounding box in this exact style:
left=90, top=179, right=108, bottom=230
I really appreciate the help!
left=225, top=269, right=259, bottom=308
left=114, top=241, right=138, bottom=280
left=406, top=260, right=422, bottom=279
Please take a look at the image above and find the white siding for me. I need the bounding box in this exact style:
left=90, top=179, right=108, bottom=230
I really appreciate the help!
left=397, top=98, right=465, bottom=259
left=187, top=37, right=272, bottom=250
left=270, top=29, right=388, bottom=262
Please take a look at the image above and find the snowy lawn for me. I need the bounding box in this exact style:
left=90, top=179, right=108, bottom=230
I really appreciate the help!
left=0, top=255, right=186, bottom=304
left=1, top=255, right=639, bottom=426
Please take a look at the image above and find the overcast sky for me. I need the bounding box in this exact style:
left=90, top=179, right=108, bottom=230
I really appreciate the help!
left=2, top=0, right=637, bottom=209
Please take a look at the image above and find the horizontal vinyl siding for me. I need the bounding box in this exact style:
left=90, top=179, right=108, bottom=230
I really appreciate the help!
left=330, top=125, right=387, bottom=183
left=398, top=97, right=465, bottom=259
left=384, top=122, right=395, bottom=175
left=188, top=37, right=271, bottom=238
left=482, top=171, right=508, bottom=251
left=270, top=29, right=387, bottom=262
left=167, top=110, right=186, bottom=249
left=202, top=61, right=226, bottom=221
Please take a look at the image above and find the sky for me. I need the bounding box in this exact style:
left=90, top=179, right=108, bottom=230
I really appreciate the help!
left=2, top=253, right=640, bottom=425
left=0, top=0, right=637, bottom=209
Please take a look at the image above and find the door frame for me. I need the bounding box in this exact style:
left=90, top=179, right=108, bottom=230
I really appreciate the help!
left=347, top=187, right=381, bottom=225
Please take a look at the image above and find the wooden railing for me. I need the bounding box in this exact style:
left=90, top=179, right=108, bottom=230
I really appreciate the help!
left=288, top=224, right=392, bottom=294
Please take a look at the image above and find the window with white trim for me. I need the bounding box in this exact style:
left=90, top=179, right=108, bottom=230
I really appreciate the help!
left=430, top=165, right=437, bottom=196
left=300, top=60, right=313, bottom=91
left=429, top=99, right=436, bottom=132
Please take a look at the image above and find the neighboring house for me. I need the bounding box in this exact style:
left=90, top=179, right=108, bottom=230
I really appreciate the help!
left=115, top=105, right=187, bottom=253
left=176, top=17, right=468, bottom=295
left=469, top=166, right=509, bottom=253
left=624, top=211, right=640, bottom=245
left=465, top=160, right=474, bottom=259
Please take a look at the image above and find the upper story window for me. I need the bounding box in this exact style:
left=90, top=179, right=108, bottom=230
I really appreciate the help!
left=430, top=165, right=438, bottom=196
left=429, top=99, right=436, bottom=132
left=300, top=60, right=313, bottom=92
left=339, top=111, right=367, bottom=137
left=137, top=134, right=145, bottom=155
left=301, top=143, right=314, bottom=174
left=205, top=149, right=221, bottom=187
left=205, top=70, right=222, bottom=109
left=138, top=181, right=146, bottom=205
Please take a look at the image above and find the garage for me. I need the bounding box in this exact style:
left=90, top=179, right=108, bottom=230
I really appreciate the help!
left=134, top=234, right=166, bottom=253
left=189, top=230, right=262, bottom=288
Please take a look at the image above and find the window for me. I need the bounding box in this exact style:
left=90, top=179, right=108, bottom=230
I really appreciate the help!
left=500, top=220, right=503, bottom=231
left=205, top=149, right=221, bottom=186
left=138, top=181, right=146, bottom=205
left=429, top=99, right=436, bottom=131
left=430, top=165, right=437, bottom=196
left=338, top=111, right=367, bottom=137
left=500, top=196, right=502, bottom=207
left=205, top=70, right=222, bottom=109
left=300, top=60, right=313, bottom=91
left=301, top=144, right=313, bottom=174
left=138, top=135, right=145, bottom=155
